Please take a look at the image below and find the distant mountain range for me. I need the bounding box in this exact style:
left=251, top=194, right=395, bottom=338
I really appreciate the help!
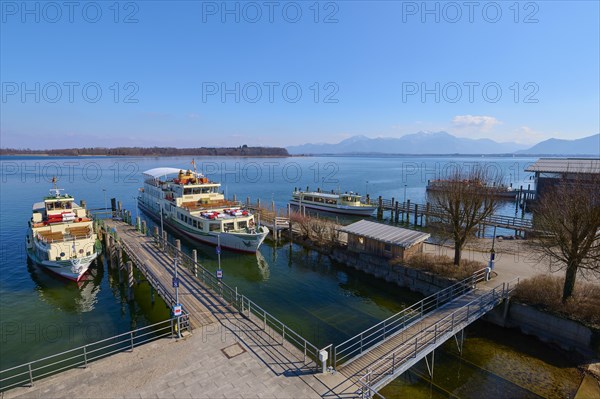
left=287, top=132, right=600, bottom=156
left=515, top=134, right=600, bottom=155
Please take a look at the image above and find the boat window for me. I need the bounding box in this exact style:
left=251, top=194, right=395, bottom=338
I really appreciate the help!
left=238, top=220, right=247, bottom=229
left=184, top=188, right=192, bottom=195
left=304, top=196, right=313, bottom=202
left=60, top=252, right=65, bottom=257
left=223, top=222, right=234, bottom=232
left=193, top=219, right=197, bottom=228
left=209, top=223, right=220, bottom=232
left=326, top=199, right=337, bottom=205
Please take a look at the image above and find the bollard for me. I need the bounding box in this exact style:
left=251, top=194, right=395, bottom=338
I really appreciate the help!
left=406, top=199, right=411, bottom=224
left=414, top=204, right=419, bottom=227
left=117, top=201, right=122, bottom=217
left=175, top=239, right=181, bottom=257
left=138, top=217, right=142, bottom=232
left=141, top=220, right=147, bottom=235
left=162, top=231, right=168, bottom=248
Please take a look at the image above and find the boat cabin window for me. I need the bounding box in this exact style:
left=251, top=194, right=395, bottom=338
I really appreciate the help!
left=183, top=188, right=192, bottom=195
left=304, top=196, right=314, bottom=202
left=223, top=222, right=234, bottom=232
left=238, top=220, right=247, bottom=229
left=325, top=198, right=337, bottom=205
left=193, top=219, right=198, bottom=228
left=46, top=201, right=72, bottom=211
left=209, top=223, right=220, bottom=232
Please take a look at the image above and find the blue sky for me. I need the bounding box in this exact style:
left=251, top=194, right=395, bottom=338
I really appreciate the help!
left=1, top=1, right=599, bottom=149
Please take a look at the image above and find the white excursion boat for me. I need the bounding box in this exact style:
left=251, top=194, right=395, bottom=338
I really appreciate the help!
left=138, top=167, right=269, bottom=253
left=290, top=188, right=377, bottom=216
left=26, top=181, right=99, bottom=281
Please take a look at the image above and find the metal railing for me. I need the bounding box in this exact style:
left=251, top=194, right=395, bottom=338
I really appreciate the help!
left=156, top=235, right=321, bottom=369
left=356, top=278, right=519, bottom=397
left=333, top=268, right=491, bottom=369
left=0, top=316, right=189, bottom=392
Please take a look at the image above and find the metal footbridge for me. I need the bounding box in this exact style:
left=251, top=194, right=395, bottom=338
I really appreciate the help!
left=323, top=269, right=519, bottom=397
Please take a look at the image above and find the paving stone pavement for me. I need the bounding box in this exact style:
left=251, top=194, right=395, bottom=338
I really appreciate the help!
left=2, top=321, right=354, bottom=399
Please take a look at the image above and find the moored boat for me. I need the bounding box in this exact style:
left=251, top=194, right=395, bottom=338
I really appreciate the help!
left=137, top=166, right=269, bottom=253
left=26, top=180, right=99, bottom=281
left=289, top=188, right=377, bottom=216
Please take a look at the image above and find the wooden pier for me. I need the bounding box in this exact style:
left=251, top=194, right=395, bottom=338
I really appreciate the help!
left=366, top=196, right=534, bottom=235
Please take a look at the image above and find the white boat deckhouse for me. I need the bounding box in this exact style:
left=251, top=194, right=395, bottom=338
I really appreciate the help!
left=138, top=167, right=269, bottom=253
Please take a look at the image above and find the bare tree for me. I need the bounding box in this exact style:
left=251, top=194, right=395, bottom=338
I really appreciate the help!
left=427, top=166, right=503, bottom=266
left=529, top=173, right=600, bottom=302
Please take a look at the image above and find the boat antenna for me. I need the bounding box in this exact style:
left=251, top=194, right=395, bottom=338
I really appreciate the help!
left=49, top=176, right=63, bottom=198
left=191, top=158, right=198, bottom=176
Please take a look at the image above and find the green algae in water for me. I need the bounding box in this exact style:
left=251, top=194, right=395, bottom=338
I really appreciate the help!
left=379, top=322, right=582, bottom=399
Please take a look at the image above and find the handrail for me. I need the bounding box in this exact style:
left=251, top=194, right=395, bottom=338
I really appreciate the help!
left=356, top=277, right=519, bottom=394
left=0, top=316, right=189, bottom=392
left=155, top=234, right=321, bottom=369
left=333, top=267, right=491, bottom=369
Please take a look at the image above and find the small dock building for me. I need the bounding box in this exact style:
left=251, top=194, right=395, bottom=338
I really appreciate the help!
left=339, top=220, right=430, bottom=261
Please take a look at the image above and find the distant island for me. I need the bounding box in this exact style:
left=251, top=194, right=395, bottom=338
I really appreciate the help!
left=0, top=146, right=290, bottom=157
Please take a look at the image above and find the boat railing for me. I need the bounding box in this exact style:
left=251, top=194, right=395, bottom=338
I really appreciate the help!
left=37, top=232, right=94, bottom=244
left=0, top=316, right=190, bottom=392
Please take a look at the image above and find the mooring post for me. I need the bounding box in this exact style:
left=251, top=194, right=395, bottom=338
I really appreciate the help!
left=137, top=217, right=142, bottom=232
left=106, top=234, right=113, bottom=269
left=406, top=199, right=411, bottom=224
left=128, top=211, right=132, bottom=225
left=162, top=231, right=167, bottom=249
left=117, top=201, right=122, bottom=217
left=377, top=196, right=383, bottom=220
left=414, top=203, right=419, bottom=226
left=425, top=202, right=430, bottom=226
left=192, top=249, right=198, bottom=276
left=175, top=239, right=181, bottom=257
left=391, top=197, right=395, bottom=220
left=141, top=220, right=147, bottom=235
left=126, top=261, right=134, bottom=301
left=394, top=201, right=400, bottom=223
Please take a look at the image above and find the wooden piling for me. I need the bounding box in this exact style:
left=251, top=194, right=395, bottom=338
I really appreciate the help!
left=175, top=239, right=181, bottom=257
left=192, top=249, right=198, bottom=276
left=141, top=220, right=147, bottom=235
left=377, top=196, right=383, bottom=220
left=117, top=201, right=122, bottom=217
left=394, top=201, right=400, bottom=223
left=137, top=217, right=142, bottom=232
left=406, top=200, right=411, bottom=224
left=391, top=197, right=395, bottom=220
left=425, top=203, right=430, bottom=226
left=414, top=204, right=419, bottom=227
left=127, top=261, right=134, bottom=301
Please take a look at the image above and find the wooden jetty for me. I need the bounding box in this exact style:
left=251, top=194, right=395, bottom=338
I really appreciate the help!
left=366, top=196, right=534, bottom=235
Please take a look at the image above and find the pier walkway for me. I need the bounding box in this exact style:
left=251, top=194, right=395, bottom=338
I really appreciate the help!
left=324, top=270, right=519, bottom=397
left=365, top=197, right=533, bottom=233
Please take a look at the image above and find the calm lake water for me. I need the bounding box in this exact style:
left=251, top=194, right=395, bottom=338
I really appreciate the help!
left=0, top=155, right=583, bottom=397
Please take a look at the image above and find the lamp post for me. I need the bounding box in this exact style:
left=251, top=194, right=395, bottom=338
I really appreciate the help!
left=403, top=185, right=407, bottom=204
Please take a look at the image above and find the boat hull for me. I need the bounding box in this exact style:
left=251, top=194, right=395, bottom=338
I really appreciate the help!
left=26, top=249, right=98, bottom=281
left=289, top=200, right=377, bottom=216
left=138, top=200, right=268, bottom=253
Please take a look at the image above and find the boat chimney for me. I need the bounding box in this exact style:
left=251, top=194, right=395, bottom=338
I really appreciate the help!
left=80, top=199, right=86, bottom=208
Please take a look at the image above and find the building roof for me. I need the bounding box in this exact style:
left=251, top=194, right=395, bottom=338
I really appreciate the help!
left=339, top=220, right=430, bottom=248
left=525, top=158, right=600, bottom=174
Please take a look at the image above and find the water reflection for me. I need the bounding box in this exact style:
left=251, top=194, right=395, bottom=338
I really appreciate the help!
left=27, top=258, right=102, bottom=313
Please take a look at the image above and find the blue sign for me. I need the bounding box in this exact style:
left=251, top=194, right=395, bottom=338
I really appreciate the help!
left=216, top=269, right=223, bottom=279
left=216, top=246, right=221, bottom=255
left=172, top=277, right=179, bottom=288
